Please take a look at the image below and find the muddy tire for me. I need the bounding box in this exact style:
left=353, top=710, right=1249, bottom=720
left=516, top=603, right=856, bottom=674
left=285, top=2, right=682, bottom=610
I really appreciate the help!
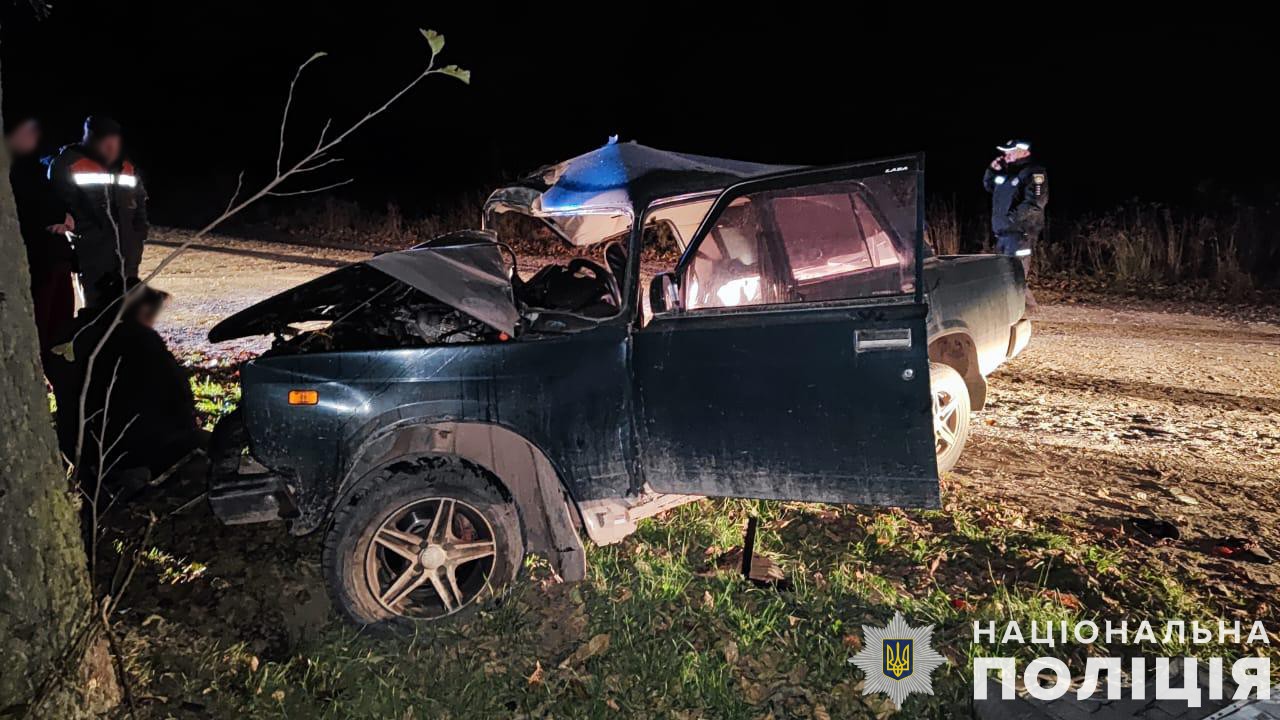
left=322, top=460, right=522, bottom=629
left=930, top=362, right=972, bottom=474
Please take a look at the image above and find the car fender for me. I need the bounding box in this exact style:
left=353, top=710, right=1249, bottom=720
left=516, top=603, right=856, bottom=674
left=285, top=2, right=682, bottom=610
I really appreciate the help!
left=927, top=329, right=988, bottom=411
left=335, top=418, right=587, bottom=582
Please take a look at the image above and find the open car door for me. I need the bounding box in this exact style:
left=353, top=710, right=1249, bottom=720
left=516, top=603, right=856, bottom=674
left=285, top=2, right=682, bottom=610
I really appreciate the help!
left=633, top=155, right=939, bottom=507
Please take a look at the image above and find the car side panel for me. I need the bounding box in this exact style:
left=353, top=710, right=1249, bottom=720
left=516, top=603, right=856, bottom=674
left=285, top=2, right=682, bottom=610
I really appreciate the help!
left=923, top=255, right=1025, bottom=376
left=239, top=325, right=634, bottom=532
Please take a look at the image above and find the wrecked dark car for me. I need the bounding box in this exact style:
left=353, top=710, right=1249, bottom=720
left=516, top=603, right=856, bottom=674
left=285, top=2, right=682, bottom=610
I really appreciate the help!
left=207, top=142, right=1031, bottom=626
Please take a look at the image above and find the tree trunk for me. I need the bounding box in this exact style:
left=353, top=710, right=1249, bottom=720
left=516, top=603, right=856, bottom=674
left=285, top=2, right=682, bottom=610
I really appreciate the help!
left=0, top=52, right=119, bottom=717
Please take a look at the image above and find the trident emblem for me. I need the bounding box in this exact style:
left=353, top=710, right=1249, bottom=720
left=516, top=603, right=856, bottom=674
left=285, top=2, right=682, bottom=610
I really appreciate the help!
left=883, top=639, right=913, bottom=679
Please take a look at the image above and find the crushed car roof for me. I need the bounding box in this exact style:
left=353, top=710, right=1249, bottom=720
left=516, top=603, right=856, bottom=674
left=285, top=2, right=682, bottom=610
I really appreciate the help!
left=486, top=139, right=801, bottom=246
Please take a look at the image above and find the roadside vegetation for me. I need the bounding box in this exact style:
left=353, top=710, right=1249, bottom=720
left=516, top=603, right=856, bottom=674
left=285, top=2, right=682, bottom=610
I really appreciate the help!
left=927, top=196, right=1278, bottom=303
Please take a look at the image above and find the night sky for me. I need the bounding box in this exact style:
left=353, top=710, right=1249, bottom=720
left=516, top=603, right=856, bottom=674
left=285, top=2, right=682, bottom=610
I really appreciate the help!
left=3, top=5, right=1276, bottom=227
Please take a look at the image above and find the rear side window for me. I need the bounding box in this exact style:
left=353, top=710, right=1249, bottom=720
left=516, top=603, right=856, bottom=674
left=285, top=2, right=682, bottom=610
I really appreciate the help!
left=772, top=193, right=873, bottom=281
left=682, top=181, right=913, bottom=311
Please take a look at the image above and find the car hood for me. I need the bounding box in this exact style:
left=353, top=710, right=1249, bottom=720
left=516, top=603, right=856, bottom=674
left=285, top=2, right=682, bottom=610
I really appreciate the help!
left=208, top=234, right=518, bottom=342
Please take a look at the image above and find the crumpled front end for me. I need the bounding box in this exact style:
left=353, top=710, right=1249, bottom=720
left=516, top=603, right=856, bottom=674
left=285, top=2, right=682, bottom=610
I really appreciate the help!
left=207, top=231, right=517, bottom=353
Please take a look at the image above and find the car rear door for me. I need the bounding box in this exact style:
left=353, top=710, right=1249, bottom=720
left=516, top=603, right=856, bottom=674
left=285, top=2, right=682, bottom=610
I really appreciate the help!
left=632, top=156, right=938, bottom=507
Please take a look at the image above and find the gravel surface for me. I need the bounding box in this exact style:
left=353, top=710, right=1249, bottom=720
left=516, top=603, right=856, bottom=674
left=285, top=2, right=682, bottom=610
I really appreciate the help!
left=953, top=290, right=1280, bottom=615
left=141, top=229, right=373, bottom=355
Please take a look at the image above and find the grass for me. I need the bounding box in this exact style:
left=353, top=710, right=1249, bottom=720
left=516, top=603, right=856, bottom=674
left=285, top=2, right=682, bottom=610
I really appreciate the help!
left=191, top=374, right=240, bottom=431
left=120, top=495, right=1253, bottom=718
left=183, top=351, right=244, bottom=430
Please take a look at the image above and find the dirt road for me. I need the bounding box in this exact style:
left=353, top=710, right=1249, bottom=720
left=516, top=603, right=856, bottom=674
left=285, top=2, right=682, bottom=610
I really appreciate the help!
left=955, top=293, right=1280, bottom=613
left=140, top=231, right=373, bottom=356
left=140, top=232, right=1280, bottom=610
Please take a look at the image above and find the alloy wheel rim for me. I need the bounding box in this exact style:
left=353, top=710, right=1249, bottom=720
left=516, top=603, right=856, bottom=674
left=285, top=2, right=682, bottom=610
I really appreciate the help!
left=364, top=496, right=497, bottom=619
left=933, top=387, right=960, bottom=457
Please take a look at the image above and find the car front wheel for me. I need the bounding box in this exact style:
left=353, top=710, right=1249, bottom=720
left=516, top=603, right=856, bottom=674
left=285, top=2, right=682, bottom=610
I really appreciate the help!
left=930, top=362, right=972, bottom=473
left=322, top=462, right=523, bottom=628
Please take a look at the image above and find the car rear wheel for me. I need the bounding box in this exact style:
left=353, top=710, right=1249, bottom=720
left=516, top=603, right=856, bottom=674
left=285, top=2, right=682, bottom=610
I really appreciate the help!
left=322, top=462, right=522, bottom=628
left=930, top=362, right=971, bottom=473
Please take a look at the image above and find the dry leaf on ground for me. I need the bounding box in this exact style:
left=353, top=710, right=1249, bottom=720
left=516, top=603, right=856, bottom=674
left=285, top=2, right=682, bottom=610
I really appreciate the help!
left=559, top=633, right=610, bottom=668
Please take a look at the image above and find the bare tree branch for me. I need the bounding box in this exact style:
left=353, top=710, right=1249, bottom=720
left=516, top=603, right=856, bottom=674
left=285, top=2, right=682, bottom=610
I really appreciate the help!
left=295, top=157, right=344, bottom=174
left=316, top=118, right=333, bottom=148
left=221, top=170, right=246, bottom=217
left=86, top=358, right=127, bottom=579
left=147, top=449, right=203, bottom=487
left=136, top=35, right=464, bottom=288
left=72, top=187, right=130, bottom=477
left=277, top=52, right=328, bottom=176
left=63, top=33, right=469, bottom=476
left=267, top=178, right=354, bottom=197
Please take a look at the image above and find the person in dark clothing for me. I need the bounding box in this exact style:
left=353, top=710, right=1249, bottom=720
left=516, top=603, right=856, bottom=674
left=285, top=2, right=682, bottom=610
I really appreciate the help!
left=46, top=277, right=202, bottom=495
left=48, top=115, right=149, bottom=307
left=983, top=139, right=1048, bottom=308
left=6, top=116, right=77, bottom=352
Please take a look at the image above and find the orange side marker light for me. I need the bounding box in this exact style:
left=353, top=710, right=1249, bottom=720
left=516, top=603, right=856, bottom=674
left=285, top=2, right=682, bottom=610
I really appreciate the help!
left=288, top=389, right=319, bottom=406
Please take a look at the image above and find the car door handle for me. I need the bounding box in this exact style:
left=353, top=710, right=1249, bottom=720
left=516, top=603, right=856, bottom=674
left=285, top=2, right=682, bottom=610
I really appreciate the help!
left=854, top=328, right=912, bottom=352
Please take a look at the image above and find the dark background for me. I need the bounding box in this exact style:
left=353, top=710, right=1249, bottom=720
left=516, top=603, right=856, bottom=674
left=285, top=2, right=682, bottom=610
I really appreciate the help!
left=4, top=4, right=1277, bottom=228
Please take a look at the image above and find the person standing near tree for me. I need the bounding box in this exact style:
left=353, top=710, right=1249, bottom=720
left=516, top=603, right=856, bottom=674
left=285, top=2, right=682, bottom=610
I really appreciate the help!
left=5, top=116, right=75, bottom=352
left=983, top=139, right=1047, bottom=308
left=48, top=115, right=149, bottom=307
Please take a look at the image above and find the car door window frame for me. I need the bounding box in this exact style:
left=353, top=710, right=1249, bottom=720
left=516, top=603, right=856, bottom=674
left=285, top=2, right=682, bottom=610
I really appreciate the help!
left=647, top=155, right=925, bottom=320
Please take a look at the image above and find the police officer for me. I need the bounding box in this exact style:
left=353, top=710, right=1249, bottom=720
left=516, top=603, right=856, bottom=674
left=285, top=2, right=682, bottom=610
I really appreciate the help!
left=983, top=139, right=1047, bottom=307
left=48, top=115, right=149, bottom=307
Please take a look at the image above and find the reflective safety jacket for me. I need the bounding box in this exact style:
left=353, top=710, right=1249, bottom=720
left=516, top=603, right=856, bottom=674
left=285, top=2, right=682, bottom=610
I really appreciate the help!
left=983, top=160, right=1048, bottom=236
left=48, top=144, right=149, bottom=293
